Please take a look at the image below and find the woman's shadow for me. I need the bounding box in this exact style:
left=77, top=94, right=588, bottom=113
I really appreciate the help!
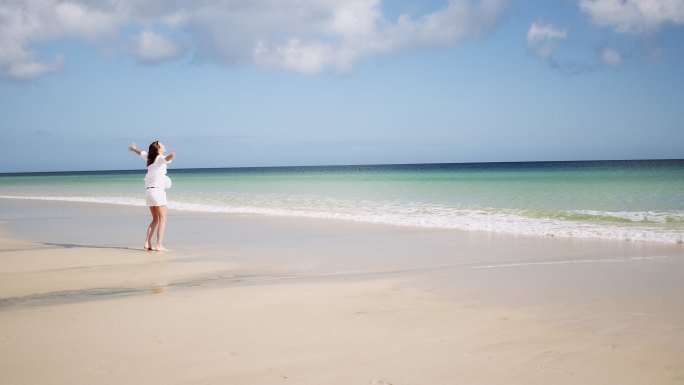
left=40, top=242, right=140, bottom=251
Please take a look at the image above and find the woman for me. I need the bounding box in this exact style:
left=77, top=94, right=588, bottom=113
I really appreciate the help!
left=129, top=141, right=175, bottom=251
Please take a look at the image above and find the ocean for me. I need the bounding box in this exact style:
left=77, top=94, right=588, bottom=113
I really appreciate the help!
left=1, top=160, right=683, bottom=244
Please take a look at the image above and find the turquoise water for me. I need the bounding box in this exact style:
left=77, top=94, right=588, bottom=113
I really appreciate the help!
left=1, top=160, right=683, bottom=243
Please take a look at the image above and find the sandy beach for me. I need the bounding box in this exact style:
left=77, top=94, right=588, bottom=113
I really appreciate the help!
left=3, top=0, right=682, bottom=382
left=1, top=199, right=683, bottom=385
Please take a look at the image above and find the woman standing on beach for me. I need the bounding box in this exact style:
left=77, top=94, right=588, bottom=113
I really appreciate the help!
left=129, top=141, right=175, bottom=251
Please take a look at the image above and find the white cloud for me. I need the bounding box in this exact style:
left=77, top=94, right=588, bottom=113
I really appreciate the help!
left=53, top=2, right=123, bottom=40
left=136, top=30, right=183, bottom=64
left=526, top=23, right=567, bottom=58
left=601, top=47, right=623, bottom=66
left=0, top=0, right=509, bottom=79
left=253, top=39, right=345, bottom=74
left=526, top=23, right=593, bottom=75
left=380, top=0, right=508, bottom=51
left=579, top=0, right=684, bottom=34
left=0, top=0, right=123, bottom=80
left=5, top=56, right=64, bottom=80
left=254, top=0, right=508, bottom=73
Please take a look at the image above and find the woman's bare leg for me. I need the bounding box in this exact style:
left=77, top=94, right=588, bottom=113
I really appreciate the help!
left=155, top=205, right=170, bottom=251
left=145, top=206, right=159, bottom=250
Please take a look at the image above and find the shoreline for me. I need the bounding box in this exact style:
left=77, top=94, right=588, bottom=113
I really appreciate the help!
left=2, top=195, right=682, bottom=245
left=1, top=199, right=683, bottom=384
left=1, top=198, right=682, bottom=303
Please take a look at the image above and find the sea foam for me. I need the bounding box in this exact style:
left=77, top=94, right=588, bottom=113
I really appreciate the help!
left=2, top=195, right=682, bottom=244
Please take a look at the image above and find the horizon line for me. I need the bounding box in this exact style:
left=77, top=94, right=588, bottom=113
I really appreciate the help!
left=1, top=158, right=682, bottom=176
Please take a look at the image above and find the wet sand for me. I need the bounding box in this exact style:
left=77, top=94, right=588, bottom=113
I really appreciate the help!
left=1, top=199, right=683, bottom=384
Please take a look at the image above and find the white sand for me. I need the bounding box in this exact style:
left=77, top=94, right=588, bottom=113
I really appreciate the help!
left=1, top=200, right=683, bottom=385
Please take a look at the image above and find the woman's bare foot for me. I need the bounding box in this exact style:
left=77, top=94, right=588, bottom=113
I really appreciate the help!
left=155, top=245, right=172, bottom=252
left=144, top=243, right=153, bottom=251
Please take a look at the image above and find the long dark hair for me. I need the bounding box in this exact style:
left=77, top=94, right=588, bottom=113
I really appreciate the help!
left=147, top=141, right=161, bottom=166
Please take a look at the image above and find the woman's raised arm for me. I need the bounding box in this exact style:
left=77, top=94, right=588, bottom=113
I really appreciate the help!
left=129, top=143, right=143, bottom=156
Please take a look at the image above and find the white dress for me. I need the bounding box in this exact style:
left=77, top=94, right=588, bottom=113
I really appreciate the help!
left=140, top=151, right=172, bottom=207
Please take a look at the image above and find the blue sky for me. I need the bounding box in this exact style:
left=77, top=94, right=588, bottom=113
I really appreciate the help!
left=1, top=0, right=683, bottom=172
